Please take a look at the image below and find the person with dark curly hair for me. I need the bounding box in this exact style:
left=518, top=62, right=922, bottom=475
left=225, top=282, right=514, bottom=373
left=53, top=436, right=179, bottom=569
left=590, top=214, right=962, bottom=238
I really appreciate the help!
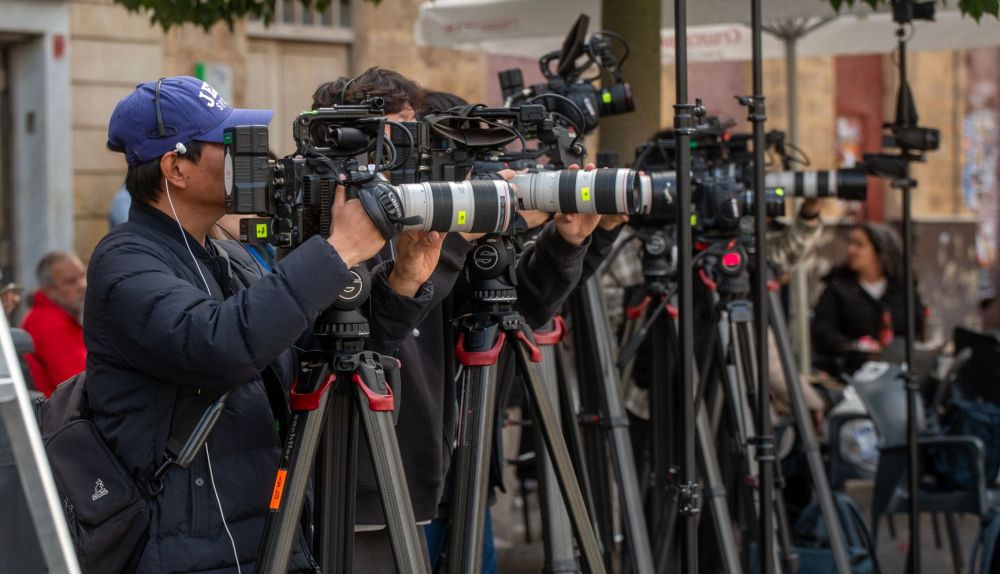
left=812, top=223, right=925, bottom=378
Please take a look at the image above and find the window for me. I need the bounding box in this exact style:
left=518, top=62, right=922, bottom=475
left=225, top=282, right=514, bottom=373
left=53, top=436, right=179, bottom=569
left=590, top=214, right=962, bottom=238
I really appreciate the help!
left=248, top=1, right=353, bottom=43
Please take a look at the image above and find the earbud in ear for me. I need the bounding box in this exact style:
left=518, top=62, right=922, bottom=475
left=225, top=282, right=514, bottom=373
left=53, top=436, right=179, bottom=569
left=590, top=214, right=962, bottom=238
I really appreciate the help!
left=175, top=142, right=188, bottom=155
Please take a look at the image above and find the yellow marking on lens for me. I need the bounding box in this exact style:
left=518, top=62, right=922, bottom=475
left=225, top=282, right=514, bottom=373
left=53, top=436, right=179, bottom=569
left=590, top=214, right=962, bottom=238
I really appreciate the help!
left=458, top=210, right=467, bottom=225
left=256, top=223, right=269, bottom=239
left=775, top=187, right=786, bottom=197
left=602, top=91, right=612, bottom=104
left=581, top=187, right=591, bottom=201
left=690, top=214, right=698, bottom=226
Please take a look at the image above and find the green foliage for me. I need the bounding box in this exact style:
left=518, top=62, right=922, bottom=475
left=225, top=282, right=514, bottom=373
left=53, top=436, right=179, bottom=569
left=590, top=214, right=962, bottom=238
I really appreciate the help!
left=114, top=0, right=377, bottom=31
left=828, top=0, right=999, bottom=21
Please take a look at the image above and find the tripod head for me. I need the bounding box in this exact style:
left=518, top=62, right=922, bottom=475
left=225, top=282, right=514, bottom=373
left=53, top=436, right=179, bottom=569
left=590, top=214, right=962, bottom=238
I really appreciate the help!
left=313, top=263, right=374, bottom=353
left=466, top=234, right=520, bottom=307
left=633, top=226, right=677, bottom=291
left=695, top=238, right=752, bottom=301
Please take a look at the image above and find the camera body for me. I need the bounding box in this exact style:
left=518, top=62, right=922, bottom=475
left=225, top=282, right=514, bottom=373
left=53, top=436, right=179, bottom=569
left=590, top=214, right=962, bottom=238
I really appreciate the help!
left=634, top=119, right=868, bottom=233
left=224, top=102, right=411, bottom=247
left=225, top=102, right=520, bottom=246
left=498, top=14, right=633, bottom=135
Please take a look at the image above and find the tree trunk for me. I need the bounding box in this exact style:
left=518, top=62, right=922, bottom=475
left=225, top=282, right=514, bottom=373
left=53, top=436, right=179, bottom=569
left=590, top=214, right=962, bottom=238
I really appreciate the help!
left=598, top=0, right=662, bottom=167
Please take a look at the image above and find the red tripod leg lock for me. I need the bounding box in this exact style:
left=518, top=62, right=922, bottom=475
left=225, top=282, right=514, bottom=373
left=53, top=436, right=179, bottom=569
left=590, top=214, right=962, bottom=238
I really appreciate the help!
left=352, top=373, right=394, bottom=412
left=515, top=331, right=543, bottom=363
left=288, top=374, right=336, bottom=412
left=665, top=303, right=679, bottom=319
left=456, top=331, right=507, bottom=367
left=533, top=315, right=567, bottom=346
left=626, top=295, right=653, bottom=319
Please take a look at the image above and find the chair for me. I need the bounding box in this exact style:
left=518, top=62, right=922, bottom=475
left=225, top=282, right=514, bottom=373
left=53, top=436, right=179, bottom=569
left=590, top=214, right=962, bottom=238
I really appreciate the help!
left=953, top=327, right=1000, bottom=406
left=849, top=362, right=1000, bottom=573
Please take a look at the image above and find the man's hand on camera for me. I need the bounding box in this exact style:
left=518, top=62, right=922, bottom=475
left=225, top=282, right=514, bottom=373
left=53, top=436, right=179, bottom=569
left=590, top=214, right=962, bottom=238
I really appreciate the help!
left=598, top=214, right=629, bottom=231
left=800, top=198, right=822, bottom=221
left=389, top=231, right=446, bottom=297
left=327, top=185, right=387, bottom=268
left=554, top=163, right=601, bottom=246
left=520, top=210, right=551, bottom=229
left=459, top=168, right=519, bottom=243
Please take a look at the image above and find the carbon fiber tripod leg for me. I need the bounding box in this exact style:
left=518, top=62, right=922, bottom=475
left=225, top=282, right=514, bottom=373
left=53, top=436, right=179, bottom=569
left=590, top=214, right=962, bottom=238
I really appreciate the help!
left=352, top=360, right=430, bottom=574
left=315, top=385, right=357, bottom=573
left=514, top=338, right=606, bottom=574
left=257, top=363, right=337, bottom=572
left=577, top=278, right=654, bottom=574
left=538, top=343, right=582, bottom=574
left=731, top=316, right=798, bottom=573
left=446, top=337, right=501, bottom=574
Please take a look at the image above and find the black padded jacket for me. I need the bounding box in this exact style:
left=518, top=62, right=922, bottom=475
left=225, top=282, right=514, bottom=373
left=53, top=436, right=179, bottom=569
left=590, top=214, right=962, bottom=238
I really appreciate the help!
left=84, top=202, right=430, bottom=573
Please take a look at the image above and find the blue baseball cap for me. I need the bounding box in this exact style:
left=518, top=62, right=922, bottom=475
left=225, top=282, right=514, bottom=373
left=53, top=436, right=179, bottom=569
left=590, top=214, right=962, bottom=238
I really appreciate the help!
left=107, top=76, right=272, bottom=166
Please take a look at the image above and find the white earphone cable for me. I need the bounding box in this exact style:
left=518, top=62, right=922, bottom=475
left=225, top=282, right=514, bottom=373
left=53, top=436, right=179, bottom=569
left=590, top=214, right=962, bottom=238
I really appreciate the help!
left=164, top=174, right=239, bottom=570
left=206, top=445, right=242, bottom=574
left=164, top=178, right=211, bottom=295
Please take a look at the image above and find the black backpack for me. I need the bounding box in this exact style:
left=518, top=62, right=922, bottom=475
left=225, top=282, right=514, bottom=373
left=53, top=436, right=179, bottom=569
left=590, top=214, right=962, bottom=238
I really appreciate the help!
left=34, top=372, right=149, bottom=573
left=35, top=373, right=215, bottom=573
left=791, top=491, right=882, bottom=574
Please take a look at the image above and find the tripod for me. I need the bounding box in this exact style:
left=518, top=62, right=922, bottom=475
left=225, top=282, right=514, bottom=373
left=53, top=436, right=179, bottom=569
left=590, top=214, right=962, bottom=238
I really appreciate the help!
left=533, top=315, right=583, bottom=574
left=0, top=314, right=80, bottom=573
left=255, top=264, right=429, bottom=573
left=611, top=228, right=741, bottom=574
left=563, top=276, right=655, bottom=574
left=693, top=240, right=796, bottom=574
left=445, top=234, right=605, bottom=574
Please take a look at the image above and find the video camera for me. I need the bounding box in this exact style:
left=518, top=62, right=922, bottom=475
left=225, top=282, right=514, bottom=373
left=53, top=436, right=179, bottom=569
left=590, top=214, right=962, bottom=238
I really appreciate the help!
left=388, top=103, right=642, bottom=217
left=863, top=81, right=940, bottom=181
left=498, top=14, right=634, bottom=135
left=222, top=99, right=515, bottom=246
left=633, top=116, right=868, bottom=231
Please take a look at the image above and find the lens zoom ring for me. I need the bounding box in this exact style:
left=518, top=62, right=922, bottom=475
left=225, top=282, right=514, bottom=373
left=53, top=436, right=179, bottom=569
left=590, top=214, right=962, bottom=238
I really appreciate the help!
left=594, top=169, right=618, bottom=214
left=430, top=183, right=454, bottom=231
left=558, top=171, right=577, bottom=213
left=470, top=181, right=499, bottom=233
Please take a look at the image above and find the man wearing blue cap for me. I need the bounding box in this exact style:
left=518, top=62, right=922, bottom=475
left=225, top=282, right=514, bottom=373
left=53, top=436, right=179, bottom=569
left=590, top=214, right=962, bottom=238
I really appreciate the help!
left=85, top=76, right=442, bottom=573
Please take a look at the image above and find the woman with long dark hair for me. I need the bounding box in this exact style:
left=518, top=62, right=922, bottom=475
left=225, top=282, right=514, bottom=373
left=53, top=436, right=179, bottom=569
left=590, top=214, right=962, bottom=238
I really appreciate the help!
left=812, top=223, right=925, bottom=378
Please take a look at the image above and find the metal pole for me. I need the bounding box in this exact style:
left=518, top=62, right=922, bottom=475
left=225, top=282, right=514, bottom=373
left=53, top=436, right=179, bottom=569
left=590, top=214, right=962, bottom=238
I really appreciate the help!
left=672, top=0, right=700, bottom=570
left=896, top=24, right=921, bottom=574
left=0, top=314, right=80, bottom=574
left=750, top=2, right=775, bottom=574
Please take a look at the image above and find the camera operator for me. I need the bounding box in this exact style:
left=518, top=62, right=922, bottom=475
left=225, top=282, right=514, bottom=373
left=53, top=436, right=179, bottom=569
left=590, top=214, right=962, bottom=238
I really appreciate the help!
left=312, top=73, right=603, bottom=572
left=89, top=76, right=439, bottom=573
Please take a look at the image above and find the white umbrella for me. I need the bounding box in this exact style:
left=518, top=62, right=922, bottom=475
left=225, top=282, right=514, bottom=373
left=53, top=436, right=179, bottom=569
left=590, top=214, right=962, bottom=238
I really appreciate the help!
left=415, top=0, right=1000, bottom=61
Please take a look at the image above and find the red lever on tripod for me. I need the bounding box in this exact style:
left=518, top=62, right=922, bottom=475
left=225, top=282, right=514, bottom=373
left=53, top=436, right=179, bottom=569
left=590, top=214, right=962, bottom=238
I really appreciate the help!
left=515, top=331, right=543, bottom=363
left=534, top=315, right=567, bottom=346
left=352, top=373, right=395, bottom=412
left=456, top=331, right=507, bottom=367
left=288, top=374, right=336, bottom=412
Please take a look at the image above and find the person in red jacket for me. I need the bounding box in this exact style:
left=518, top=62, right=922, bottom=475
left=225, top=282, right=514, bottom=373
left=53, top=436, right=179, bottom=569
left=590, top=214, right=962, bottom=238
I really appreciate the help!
left=22, top=250, right=87, bottom=396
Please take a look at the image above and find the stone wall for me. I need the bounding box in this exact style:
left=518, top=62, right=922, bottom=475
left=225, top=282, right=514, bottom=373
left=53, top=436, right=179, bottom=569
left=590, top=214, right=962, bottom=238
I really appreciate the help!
left=350, top=0, right=487, bottom=104
left=69, top=0, right=162, bottom=259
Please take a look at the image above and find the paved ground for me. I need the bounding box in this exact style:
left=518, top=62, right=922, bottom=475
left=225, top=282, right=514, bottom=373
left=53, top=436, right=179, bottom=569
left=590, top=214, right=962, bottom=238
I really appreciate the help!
left=493, top=477, right=980, bottom=573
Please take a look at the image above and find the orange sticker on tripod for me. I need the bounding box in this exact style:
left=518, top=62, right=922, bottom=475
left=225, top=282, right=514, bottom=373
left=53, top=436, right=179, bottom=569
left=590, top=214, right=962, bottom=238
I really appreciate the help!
left=269, top=469, right=288, bottom=510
